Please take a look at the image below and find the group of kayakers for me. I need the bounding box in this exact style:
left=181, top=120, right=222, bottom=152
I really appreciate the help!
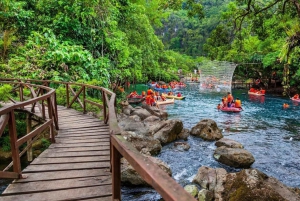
left=145, top=88, right=167, bottom=106
left=217, top=92, right=242, bottom=110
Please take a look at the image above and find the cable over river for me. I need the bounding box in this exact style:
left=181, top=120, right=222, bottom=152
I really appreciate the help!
left=122, top=83, right=300, bottom=200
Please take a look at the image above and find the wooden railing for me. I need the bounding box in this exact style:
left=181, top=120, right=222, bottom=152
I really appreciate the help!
left=0, top=80, right=58, bottom=179
left=0, top=78, right=195, bottom=201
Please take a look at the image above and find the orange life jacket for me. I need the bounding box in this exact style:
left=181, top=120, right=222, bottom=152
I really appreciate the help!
left=235, top=100, right=241, bottom=108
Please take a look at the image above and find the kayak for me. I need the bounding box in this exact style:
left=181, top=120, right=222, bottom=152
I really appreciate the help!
left=220, top=107, right=242, bottom=112
left=291, top=97, right=300, bottom=102
left=248, top=89, right=266, bottom=96
left=153, top=87, right=172, bottom=93
left=162, top=93, right=186, bottom=100
left=248, top=91, right=265, bottom=96
left=156, top=98, right=175, bottom=105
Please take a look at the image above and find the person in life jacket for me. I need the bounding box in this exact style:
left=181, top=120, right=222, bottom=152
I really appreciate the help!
left=217, top=104, right=221, bottom=110
left=283, top=103, right=289, bottom=108
left=141, top=91, right=146, bottom=96
left=177, top=92, right=182, bottom=97
left=227, top=92, right=234, bottom=107
left=235, top=98, right=242, bottom=108
left=147, top=88, right=153, bottom=95
left=293, top=94, right=299, bottom=99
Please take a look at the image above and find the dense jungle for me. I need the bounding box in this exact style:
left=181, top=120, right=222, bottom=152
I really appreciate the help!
left=1, top=0, right=300, bottom=96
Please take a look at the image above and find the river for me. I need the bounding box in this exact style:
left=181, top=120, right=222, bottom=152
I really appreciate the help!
left=122, top=83, right=300, bottom=200
left=1, top=83, right=299, bottom=199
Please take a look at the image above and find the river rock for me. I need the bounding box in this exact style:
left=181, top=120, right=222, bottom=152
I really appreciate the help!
left=131, top=108, right=152, bottom=120
left=177, top=128, right=190, bottom=140
left=118, top=116, right=147, bottom=135
left=174, top=141, right=190, bottom=151
left=184, top=184, right=198, bottom=197
left=121, top=155, right=172, bottom=186
left=214, top=146, right=255, bottom=168
left=142, top=103, right=168, bottom=120
left=198, top=189, right=214, bottom=201
left=153, top=119, right=183, bottom=144
left=193, top=166, right=218, bottom=190
left=121, top=131, right=162, bottom=155
left=190, top=119, right=223, bottom=141
left=215, top=138, right=244, bottom=148
left=223, top=169, right=300, bottom=201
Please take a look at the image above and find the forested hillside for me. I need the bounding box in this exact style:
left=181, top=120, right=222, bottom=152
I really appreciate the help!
left=0, top=0, right=203, bottom=86
left=1, top=0, right=300, bottom=95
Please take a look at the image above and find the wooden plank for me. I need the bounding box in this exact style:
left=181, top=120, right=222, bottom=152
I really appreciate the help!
left=58, top=124, right=107, bottom=129
left=14, top=169, right=111, bottom=183
left=49, top=141, right=110, bottom=149
left=3, top=176, right=111, bottom=194
left=54, top=138, right=110, bottom=144
left=44, top=146, right=110, bottom=152
left=0, top=185, right=112, bottom=201
left=55, top=133, right=110, bottom=140
left=22, top=162, right=110, bottom=172
left=58, top=129, right=109, bottom=135
left=31, top=156, right=110, bottom=164
left=38, top=150, right=110, bottom=158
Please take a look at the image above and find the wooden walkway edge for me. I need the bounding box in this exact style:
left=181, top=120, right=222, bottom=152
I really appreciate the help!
left=0, top=106, right=112, bottom=201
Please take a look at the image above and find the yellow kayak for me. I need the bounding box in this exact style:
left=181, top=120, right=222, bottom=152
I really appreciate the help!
left=162, top=93, right=186, bottom=100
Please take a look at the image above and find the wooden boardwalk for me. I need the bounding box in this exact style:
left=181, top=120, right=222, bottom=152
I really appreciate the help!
left=1, top=106, right=112, bottom=201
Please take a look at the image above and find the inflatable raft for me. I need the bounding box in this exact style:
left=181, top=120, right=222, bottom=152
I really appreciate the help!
left=291, top=97, right=300, bottom=102
left=156, top=98, right=174, bottom=105
left=162, top=93, right=186, bottom=100
left=220, top=107, right=242, bottom=113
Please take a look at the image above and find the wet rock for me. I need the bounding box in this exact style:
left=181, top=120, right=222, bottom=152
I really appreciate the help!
left=174, top=141, right=190, bottom=151
left=131, top=108, right=152, bottom=120
left=177, top=128, right=190, bottom=141
left=184, top=184, right=198, bottom=197
left=215, top=138, right=244, bottom=148
left=190, top=119, right=223, bottom=141
left=193, top=166, right=217, bottom=190
left=198, top=189, right=214, bottom=201
left=118, top=117, right=147, bottom=135
left=121, top=156, right=171, bottom=186
left=121, top=131, right=162, bottom=155
left=223, top=169, right=300, bottom=201
left=214, top=146, right=255, bottom=168
left=153, top=119, right=183, bottom=144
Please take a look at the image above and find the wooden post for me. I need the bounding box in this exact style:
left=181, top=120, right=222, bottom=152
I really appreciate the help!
left=26, top=113, right=33, bottom=162
left=19, top=83, right=23, bottom=102
left=112, top=144, right=121, bottom=200
left=47, top=97, right=55, bottom=143
left=83, top=86, right=86, bottom=114
left=66, top=83, right=69, bottom=107
left=8, top=111, right=22, bottom=177
left=102, top=90, right=107, bottom=120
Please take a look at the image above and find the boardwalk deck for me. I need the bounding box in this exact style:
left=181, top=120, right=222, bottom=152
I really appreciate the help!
left=1, top=106, right=112, bottom=201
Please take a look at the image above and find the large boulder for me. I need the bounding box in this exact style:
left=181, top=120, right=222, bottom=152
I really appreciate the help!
left=131, top=108, right=152, bottom=120
left=190, top=119, right=223, bottom=141
left=223, top=169, right=300, bottom=201
left=215, top=138, right=244, bottom=148
left=153, top=119, right=183, bottom=144
left=121, top=131, right=162, bottom=155
left=193, top=167, right=300, bottom=201
left=121, top=156, right=172, bottom=186
left=214, top=146, right=255, bottom=168
left=118, top=115, right=147, bottom=135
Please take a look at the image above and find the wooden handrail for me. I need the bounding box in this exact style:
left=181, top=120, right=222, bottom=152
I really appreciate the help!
left=0, top=78, right=195, bottom=200
left=0, top=80, right=57, bottom=179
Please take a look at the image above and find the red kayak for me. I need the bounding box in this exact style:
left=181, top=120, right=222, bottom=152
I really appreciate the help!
left=220, top=107, right=242, bottom=112
left=291, top=97, right=300, bottom=102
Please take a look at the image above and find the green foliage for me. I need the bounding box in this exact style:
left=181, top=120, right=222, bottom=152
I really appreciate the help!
left=0, top=84, right=12, bottom=102
left=40, top=137, right=51, bottom=151
left=1, top=136, right=11, bottom=152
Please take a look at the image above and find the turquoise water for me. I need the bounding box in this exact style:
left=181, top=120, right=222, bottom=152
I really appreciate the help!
left=123, top=83, right=300, bottom=200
